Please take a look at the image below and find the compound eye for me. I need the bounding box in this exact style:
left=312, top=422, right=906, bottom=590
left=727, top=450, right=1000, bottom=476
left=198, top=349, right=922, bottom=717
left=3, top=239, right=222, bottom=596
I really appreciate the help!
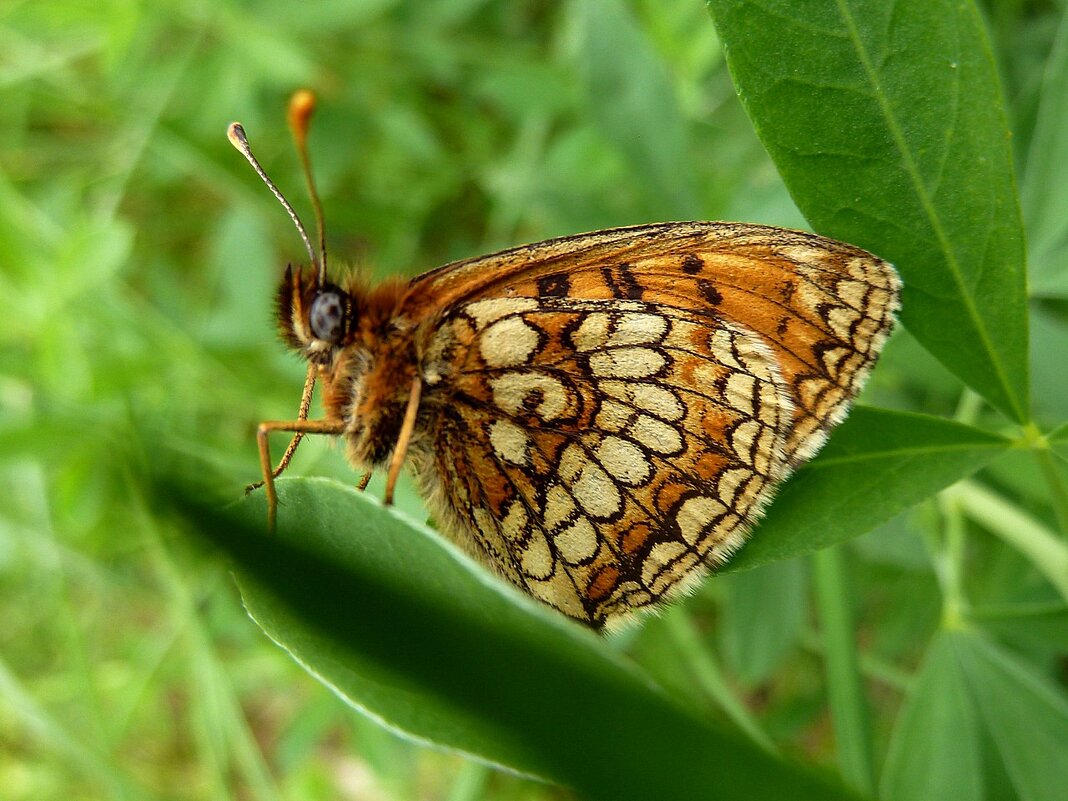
left=309, top=291, right=345, bottom=343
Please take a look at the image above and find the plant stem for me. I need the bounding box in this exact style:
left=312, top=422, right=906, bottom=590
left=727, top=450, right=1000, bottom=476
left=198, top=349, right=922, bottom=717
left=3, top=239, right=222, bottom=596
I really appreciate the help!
left=936, top=489, right=969, bottom=629
left=812, top=546, right=876, bottom=797
left=799, top=630, right=913, bottom=693
left=951, top=480, right=1068, bottom=603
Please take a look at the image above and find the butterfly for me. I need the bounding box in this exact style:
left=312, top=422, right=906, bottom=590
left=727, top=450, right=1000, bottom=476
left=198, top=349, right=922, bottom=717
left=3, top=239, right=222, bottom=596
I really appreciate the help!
left=230, top=94, right=901, bottom=629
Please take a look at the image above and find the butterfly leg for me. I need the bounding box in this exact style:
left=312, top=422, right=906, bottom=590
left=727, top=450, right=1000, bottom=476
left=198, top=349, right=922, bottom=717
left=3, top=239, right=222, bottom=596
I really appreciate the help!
left=246, top=364, right=318, bottom=494
left=356, top=473, right=373, bottom=491
left=383, top=375, right=423, bottom=506
left=257, top=416, right=346, bottom=532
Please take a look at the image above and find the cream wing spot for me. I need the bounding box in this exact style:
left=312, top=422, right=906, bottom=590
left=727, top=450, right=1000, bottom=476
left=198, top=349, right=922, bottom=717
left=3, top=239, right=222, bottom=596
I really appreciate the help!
left=553, top=516, right=598, bottom=564
left=589, top=347, right=666, bottom=379
left=797, top=376, right=825, bottom=410
left=500, top=501, right=529, bottom=543
left=836, top=279, right=869, bottom=310
left=557, top=443, right=585, bottom=483
left=596, top=435, right=651, bottom=486
left=570, top=313, right=611, bottom=351
left=630, top=383, right=684, bottom=421
left=675, top=495, right=727, bottom=546
left=489, top=418, right=530, bottom=465
left=779, top=244, right=827, bottom=265
left=854, top=317, right=882, bottom=346
left=819, top=345, right=851, bottom=375
left=729, top=418, right=761, bottom=461
left=595, top=399, right=634, bottom=433
left=716, top=468, right=751, bottom=506
left=472, top=507, right=510, bottom=561
left=757, top=382, right=785, bottom=425
left=571, top=460, right=622, bottom=519
left=608, top=313, right=668, bottom=346
left=526, top=573, right=585, bottom=619
left=707, top=328, right=744, bottom=369
left=491, top=373, right=571, bottom=420
left=724, top=372, right=756, bottom=416
left=827, top=306, right=861, bottom=340
left=543, top=483, right=576, bottom=531
left=480, top=316, right=540, bottom=368
left=641, top=542, right=689, bottom=587
left=752, top=426, right=780, bottom=475
left=630, top=414, right=683, bottom=455
left=518, top=531, right=554, bottom=579
left=463, top=297, right=539, bottom=328
left=869, top=287, right=892, bottom=312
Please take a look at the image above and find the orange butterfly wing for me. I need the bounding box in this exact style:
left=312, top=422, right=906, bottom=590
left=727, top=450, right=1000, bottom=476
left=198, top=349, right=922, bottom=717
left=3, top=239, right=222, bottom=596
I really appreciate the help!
left=402, top=223, right=900, bottom=626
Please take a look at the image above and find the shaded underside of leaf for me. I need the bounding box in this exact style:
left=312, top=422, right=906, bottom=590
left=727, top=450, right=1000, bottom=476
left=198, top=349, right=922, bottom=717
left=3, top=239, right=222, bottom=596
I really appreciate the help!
left=161, top=479, right=854, bottom=801
left=725, top=407, right=1010, bottom=572
left=707, top=0, right=1030, bottom=422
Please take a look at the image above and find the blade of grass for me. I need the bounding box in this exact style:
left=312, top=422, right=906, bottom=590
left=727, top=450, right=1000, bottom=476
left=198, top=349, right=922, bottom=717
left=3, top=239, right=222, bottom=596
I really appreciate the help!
left=812, top=546, right=876, bottom=797
left=139, top=504, right=283, bottom=801
left=0, top=657, right=152, bottom=801
left=576, top=0, right=700, bottom=219
left=660, top=606, right=777, bottom=753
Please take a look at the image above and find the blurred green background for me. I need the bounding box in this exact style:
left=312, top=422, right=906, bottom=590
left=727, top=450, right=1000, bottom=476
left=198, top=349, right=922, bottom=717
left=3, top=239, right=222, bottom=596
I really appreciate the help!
left=1, top=1, right=1066, bottom=799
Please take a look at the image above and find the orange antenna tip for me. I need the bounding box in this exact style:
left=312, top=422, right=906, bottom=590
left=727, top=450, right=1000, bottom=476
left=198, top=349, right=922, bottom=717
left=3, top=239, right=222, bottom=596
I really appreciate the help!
left=285, top=89, right=327, bottom=284
left=288, top=91, right=317, bottom=147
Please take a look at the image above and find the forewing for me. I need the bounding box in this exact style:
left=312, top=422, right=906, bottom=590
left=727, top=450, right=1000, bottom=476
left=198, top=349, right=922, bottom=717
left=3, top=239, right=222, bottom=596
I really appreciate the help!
left=416, top=297, right=794, bottom=626
left=407, top=222, right=901, bottom=466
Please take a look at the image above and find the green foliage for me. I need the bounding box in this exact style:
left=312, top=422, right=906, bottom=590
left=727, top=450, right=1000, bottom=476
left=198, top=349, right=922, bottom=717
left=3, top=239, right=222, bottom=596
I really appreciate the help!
left=724, top=409, right=1011, bottom=571
left=1, top=0, right=1066, bottom=800
left=708, top=0, right=1030, bottom=423
left=175, top=480, right=853, bottom=801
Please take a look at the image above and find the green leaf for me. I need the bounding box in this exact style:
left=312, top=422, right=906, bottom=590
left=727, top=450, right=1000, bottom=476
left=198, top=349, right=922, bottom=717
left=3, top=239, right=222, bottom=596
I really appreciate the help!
left=726, top=407, right=1011, bottom=572
left=973, top=602, right=1068, bottom=652
left=707, top=0, right=1030, bottom=422
left=576, top=0, right=700, bottom=219
left=953, top=630, right=1068, bottom=801
left=881, top=632, right=983, bottom=801
left=1023, top=8, right=1068, bottom=297
left=166, top=479, right=855, bottom=801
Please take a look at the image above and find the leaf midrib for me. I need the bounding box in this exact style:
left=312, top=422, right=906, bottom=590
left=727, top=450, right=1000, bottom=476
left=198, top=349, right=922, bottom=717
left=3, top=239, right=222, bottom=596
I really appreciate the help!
left=833, top=0, right=1026, bottom=422
left=810, top=439, right=1007, bottom=469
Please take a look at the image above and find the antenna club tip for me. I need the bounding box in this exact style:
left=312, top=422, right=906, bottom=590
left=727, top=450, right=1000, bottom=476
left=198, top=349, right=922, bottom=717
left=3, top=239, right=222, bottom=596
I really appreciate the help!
left=290, top=89, right=317, bottom=116
left=288, top=90, right=317, bottom=143
left=226, top=122, right=248, bottom=150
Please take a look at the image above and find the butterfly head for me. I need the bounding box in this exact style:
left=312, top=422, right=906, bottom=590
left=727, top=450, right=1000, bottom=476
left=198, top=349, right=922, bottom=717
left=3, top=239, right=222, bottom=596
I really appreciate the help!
left=276, top=264, right=354, bottom=364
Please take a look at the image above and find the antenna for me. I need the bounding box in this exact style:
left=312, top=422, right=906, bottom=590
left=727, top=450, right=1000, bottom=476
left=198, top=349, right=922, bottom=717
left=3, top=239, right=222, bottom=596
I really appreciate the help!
left=287, top=90, right=328, bottom=287
left=227, top=120, right=319, bottom=275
